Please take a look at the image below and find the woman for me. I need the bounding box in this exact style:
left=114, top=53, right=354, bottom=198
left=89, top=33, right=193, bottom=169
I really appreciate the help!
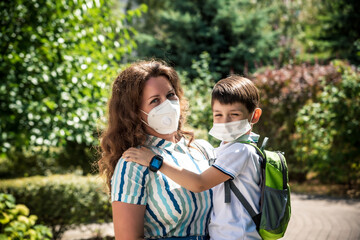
left=98, top=60, right=214, bottom=240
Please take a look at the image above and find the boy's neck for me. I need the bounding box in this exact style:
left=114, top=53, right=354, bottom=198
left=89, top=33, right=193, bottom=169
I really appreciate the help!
left=227, top=132, right=260, bottom=144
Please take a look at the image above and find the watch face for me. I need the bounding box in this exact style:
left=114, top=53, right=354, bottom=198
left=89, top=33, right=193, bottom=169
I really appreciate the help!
left=151, top=157, right=162, bottom=169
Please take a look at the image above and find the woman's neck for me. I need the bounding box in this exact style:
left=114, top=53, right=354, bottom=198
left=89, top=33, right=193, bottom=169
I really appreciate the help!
left=162, top=133, right=177, bottom=142
left=147, top=130, right=177, bottom=143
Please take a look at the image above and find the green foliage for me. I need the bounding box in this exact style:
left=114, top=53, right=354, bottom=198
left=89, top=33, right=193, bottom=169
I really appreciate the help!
left=0, top=0, right=146, bottom=175
left=294, top=61, right=360, bottom=187
left=251, top=62, right=341, bottom=182
left=182, top=52, right=219, bottom=133
left=0, top=174, right=111, bottom=240
left=0, top=193, right=52, bottom=240
left=181, top=52, right=222, bottom=145
left=130, top=0, right=295, bottom=77
left=298, top=0, right=360, bottom=65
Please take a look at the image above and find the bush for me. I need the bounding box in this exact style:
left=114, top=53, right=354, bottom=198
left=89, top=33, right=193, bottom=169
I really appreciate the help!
left=0, top=174, right=111, bottom=240
left=294, top=61, right=360, bottom=188
left=0, top=193, right=52, bottom=240
left=181, top=52, right=218, bottom=138
left=251, top=62, right=342, bottom=182
left=0, top=0, right=146, bottom=177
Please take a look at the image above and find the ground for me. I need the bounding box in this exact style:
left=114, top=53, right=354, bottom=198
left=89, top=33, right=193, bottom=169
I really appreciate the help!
left=61, top=185, right=360, bottom=240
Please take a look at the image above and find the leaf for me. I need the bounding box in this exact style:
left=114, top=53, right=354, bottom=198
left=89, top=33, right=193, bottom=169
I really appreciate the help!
left=0, top=212, right=10, bottom=225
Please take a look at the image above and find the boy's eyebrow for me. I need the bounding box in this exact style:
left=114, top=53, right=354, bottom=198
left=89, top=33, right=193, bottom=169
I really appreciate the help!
left=213, top=109, right=243, bottom=112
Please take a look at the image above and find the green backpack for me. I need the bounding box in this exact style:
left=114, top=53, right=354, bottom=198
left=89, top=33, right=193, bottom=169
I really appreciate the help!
left=224, top=137, right=291, bottom=240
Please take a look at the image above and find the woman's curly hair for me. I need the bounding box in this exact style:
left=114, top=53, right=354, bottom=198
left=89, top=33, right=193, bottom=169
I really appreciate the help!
left=98, top=60, right=192, bottom=191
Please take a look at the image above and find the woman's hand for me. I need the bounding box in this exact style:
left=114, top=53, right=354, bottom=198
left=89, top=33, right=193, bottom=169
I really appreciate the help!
left=123, top=146, right=155, bottom=167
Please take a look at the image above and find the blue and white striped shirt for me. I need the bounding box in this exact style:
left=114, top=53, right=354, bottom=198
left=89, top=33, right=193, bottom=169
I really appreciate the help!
left=111, top=135, right=214, bottom=239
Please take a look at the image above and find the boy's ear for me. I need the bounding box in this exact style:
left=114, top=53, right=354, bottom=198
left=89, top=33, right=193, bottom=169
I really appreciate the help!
left=251, top=108, right=262, bottom=124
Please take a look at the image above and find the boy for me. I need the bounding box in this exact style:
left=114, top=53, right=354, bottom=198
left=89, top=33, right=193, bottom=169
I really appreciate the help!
left=124, top=75, right=263, bottom=239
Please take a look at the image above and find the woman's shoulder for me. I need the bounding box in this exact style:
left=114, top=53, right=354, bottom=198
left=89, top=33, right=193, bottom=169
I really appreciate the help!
left=193, top=139, right=214, bottom=150
left=114, top=155, right=148, bottom=174
left=191, top=139, right=215, bottom=163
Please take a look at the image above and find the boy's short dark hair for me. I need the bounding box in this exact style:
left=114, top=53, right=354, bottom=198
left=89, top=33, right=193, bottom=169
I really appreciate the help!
left=211, top=75, right=260, bottom=113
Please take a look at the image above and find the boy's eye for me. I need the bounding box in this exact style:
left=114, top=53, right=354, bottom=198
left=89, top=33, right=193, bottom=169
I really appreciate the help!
left=214, top=114, right=222, bottom=117
left=231, top=113, right=239, bottom=116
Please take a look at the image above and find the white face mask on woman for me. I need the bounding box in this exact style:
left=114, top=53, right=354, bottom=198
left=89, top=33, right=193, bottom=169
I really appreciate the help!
left=209, top=111, right=255, bottom=142
left=141, top=99, right=180, bottom=135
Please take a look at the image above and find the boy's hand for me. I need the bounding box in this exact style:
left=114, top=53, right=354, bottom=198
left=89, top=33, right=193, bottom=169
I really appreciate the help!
left=123, top=146, right=155, bottom=167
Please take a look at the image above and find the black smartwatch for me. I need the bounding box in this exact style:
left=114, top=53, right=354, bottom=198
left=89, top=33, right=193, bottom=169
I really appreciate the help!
left=149, top=155, right=164, bottom=172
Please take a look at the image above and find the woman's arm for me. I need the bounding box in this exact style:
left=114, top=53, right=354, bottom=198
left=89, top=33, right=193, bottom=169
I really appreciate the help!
left=123, top=147, right=231, bottom=192
left=112, top=201, right=146, bottom=240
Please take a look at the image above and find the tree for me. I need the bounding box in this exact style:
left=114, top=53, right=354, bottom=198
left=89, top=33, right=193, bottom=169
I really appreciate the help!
left=299, top=0, right=360, bottom=65
left=0, top=0, right=146, bottom=176
left=128, top=0, right=292, bottom=77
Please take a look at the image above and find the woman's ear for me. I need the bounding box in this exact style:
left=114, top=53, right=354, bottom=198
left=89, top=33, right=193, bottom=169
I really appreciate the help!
left=251, top=108, right=262, bottom=124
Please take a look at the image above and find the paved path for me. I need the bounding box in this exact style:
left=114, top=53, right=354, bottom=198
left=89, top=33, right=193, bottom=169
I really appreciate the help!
left=283, top=194, right=360, bottom=240
left=62, top=194, right=360, bottom=240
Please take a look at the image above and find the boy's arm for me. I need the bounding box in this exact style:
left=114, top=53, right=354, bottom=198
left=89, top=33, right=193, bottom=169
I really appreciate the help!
left=123, top=147, right=231, bottom=192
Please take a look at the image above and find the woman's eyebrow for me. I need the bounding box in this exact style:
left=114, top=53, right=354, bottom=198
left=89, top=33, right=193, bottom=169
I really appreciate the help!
left=147, top=88, right=174, bottom=101
left=147, top=94, right=160, bottom=100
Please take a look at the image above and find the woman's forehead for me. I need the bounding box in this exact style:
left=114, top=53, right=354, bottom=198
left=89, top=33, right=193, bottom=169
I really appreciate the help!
left=142, top=76, right=173, bottom=97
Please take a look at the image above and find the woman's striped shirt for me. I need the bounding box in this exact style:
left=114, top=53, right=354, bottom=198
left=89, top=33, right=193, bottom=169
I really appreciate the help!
left=111, top=135, right=214, bottom=239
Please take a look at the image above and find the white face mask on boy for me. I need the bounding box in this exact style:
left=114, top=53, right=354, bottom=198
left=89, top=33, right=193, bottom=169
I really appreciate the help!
left=141, top=99, right=180, bottom=135
left=209, top=111, right=255, bottom=142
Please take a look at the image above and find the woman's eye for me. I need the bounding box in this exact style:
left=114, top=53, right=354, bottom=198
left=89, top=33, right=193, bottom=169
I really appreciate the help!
left=167, top=93, right=176, bottom=99
left=150, top=98, right=159, bottom=104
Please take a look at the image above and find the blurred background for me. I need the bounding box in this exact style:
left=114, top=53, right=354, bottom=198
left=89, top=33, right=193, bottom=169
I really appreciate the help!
left=0, top=0, right=359, bottom=239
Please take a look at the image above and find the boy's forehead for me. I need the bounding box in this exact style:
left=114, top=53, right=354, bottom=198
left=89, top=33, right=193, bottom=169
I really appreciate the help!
left=212, top=100, right=248, bottom=112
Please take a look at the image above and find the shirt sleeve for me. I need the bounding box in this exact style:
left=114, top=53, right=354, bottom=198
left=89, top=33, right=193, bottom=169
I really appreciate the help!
left=111, top=157, right=150, bottom=205
left=212, top=143, right=256, bottom=179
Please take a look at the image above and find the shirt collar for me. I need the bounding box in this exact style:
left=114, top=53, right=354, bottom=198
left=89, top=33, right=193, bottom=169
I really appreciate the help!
left=144, top=135, right=186, bottom=153
left=235, top=132, right=259, bottom=143
left=220, top=132, right=260, bottom=146
left=249, top=132, right=260, bottom=143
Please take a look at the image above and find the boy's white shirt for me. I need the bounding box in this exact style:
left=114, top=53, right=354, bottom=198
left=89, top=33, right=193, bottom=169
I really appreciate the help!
left=209, top=132, right=262, bottom=240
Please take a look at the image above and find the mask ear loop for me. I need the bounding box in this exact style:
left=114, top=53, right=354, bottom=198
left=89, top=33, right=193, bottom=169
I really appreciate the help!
left=140, top=110, right=150, bottom=127
left=250, top=110, right=255, bottom=123
left=249, top=108, right=259, bottom=125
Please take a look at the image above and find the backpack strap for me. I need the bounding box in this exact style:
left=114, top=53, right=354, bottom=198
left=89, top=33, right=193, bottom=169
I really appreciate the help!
left=192, top=140, right=215, bottom=166
left=224, top=139, right=266, bottom=229
left=277, top=152, right=288, bottom=190
left=193, top=140, right=209, bottom=159
left=224, top=180, right=231, bottom=203
left=260, top=137, right=269, bottom=151
left=225, top=180, right=261, bottom=229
